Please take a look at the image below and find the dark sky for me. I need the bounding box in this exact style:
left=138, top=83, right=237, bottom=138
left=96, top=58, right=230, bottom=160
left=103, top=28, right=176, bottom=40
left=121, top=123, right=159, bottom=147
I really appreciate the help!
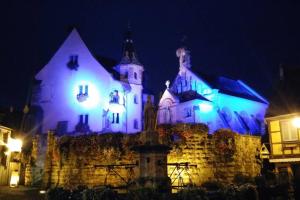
left=1, top=0, right=300, bottom=108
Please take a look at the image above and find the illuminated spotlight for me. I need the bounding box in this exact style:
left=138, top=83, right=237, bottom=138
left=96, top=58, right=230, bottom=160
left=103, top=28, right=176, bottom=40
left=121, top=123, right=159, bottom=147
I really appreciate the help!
left=292, top=117, right=300, bottom=128
left=199, top=103, right=213, bottom=112
left=10, top=171, right=19, bottom=187
left=39, top=190, right=46, bottom=194
left=7, top=138, right=22, bottom=152
left=73, top=81, right=100, bottom=109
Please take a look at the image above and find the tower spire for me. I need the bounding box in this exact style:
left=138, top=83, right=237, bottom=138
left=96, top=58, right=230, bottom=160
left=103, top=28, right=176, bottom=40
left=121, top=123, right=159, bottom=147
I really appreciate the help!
left=120, top=24, right=141, bottom=65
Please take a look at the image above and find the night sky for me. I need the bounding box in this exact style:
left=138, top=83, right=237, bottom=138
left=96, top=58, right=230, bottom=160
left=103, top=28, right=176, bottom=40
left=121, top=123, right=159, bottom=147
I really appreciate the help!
left=1, top=0, right=300, bottom=108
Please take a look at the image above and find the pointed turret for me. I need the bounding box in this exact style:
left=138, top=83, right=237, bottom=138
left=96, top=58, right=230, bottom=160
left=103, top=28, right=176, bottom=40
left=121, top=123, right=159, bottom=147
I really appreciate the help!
left=120, top=25, right=141, bottom=65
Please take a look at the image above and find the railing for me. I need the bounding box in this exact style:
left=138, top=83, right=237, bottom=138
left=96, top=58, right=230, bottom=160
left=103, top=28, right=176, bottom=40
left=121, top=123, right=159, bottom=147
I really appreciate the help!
left=270, top=141, right=300, bottom=159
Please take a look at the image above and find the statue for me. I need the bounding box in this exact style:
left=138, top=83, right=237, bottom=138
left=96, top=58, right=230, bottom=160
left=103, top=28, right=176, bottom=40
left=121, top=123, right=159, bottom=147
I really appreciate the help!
left=176, top=47, right=191, bottom=69
left=144, top=95, right=156, bottom=131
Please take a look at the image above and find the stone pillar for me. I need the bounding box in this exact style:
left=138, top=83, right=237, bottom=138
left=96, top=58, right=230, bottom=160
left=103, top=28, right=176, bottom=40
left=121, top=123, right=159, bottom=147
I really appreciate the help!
left=131, top=130, right=171, bottom=192
left=43, top=131, right=55, bottom=188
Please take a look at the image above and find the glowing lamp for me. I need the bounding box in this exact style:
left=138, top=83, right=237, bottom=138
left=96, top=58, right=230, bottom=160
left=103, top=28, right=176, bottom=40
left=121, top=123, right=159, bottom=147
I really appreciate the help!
left=7, top=138, right=22, bottom=152
left=199, top=103, right=213, bottom=113
left=10, top=171, right=19, bottom=187
left=292, top=117, right=300, bottom=128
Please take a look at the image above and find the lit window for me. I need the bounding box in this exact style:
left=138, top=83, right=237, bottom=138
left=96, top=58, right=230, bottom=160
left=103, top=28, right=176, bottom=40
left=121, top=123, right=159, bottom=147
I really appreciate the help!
left=281, top=120, right=298, bottom=141
left=77, top=85, right=88, bottom=102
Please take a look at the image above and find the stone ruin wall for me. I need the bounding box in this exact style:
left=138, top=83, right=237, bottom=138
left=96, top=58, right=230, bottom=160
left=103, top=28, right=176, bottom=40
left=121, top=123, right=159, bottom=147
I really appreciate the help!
left=40, top=124, right=261, bottom=189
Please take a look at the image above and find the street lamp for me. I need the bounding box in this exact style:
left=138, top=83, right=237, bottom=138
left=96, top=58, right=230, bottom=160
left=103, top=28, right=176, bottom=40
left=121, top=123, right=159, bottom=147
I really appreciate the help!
left=292, top=117, right=300, bottom=128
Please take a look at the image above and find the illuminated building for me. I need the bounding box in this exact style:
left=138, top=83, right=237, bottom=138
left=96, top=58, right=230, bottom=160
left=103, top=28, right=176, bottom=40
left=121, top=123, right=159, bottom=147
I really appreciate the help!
left=266, top=113, right=300, bottom=194
left=158, top=47, right=269, bottom=134
left=30, top=28, right=151, bottom=134
left=0, top=125, right=22, bottom=186
left=266, top=114, right=300, bottom=171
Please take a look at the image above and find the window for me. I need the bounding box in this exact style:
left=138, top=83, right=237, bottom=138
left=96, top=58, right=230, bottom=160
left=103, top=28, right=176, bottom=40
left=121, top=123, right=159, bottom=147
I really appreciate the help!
left=110, top=90, right=119, bottom=103
left=84, top=114, right=89, bottom=125
left=134, top=119, right=138, bottom=129
left=116, top=113, right=119, bottom=124
left=112, top=113, right=120, bottom=124
left=134, top=95, right=138, bottom=104
left=184, top=108, right=192, bottom=118
left=76, top=114, right=90, bottom=133
left=67, top=55, right=79, bottom=70
left=77, top=85, right=88, bottom=102
left=79, top=114, right=89, bottom=125
left=79, top=115, right=84, bottom=124
left=281, top=120, right=298, bottom=141
left=134, top=72, right=137, bottom=79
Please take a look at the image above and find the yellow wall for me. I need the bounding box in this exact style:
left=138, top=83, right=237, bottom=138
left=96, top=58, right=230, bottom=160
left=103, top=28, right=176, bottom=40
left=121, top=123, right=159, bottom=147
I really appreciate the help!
left=269, top=118, right=300, bottom=157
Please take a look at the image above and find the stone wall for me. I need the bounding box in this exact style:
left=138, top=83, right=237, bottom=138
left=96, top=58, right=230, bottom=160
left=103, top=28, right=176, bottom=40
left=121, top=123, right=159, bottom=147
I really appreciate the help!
left=42, top=124, right=261, bottom=189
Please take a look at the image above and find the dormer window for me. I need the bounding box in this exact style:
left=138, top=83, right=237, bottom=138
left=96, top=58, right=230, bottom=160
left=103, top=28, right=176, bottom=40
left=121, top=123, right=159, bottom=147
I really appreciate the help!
left=67, top=55, right=79, bottom=70
left=77, top=85, right=88, bottom=102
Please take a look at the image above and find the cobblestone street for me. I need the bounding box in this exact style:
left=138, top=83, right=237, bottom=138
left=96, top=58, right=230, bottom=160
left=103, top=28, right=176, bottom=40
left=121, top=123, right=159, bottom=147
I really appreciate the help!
left=0, top=186, right=45, bottom=200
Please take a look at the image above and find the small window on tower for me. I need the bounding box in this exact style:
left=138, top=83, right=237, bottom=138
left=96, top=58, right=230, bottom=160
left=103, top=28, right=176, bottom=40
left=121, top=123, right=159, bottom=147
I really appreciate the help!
left=134, top=95, right=138, bottom=104
left=134, top=72, right=137, bottom=79
left=116, top=113, right=120, bottom=124
left=134, top=119, right=138, bottom=129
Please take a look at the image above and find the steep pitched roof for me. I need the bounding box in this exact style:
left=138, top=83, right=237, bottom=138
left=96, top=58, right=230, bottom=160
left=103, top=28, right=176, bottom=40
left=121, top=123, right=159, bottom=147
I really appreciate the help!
left=192, top=70, right=268, bottom=104
left=119, top=28, right=142, bottom=65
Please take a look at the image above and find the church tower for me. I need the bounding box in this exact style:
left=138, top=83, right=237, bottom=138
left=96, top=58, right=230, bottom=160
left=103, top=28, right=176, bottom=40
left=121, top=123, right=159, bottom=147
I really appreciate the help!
left=115, top=26, right=144, bottom=133
left=117, top=27, right=144, bottom=85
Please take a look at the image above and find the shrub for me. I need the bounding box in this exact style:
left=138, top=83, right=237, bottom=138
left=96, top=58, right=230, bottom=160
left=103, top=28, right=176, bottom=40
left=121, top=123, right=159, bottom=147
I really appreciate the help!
left=174, top=188, right=208, bottom=200
left=201, top=180, right=224, bottom=191
left=233, top=174, right=254, bottom=185
left=46, top=187, right=71, bottom=200
left=236, top=184, right=258, bottom=200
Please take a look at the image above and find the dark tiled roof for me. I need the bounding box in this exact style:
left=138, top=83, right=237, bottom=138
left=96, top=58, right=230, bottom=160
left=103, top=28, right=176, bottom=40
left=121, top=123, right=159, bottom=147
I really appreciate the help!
left=176, top=90, right=210, bottom=103
left=119, top=29, right=142, bottom=65
left=193, top=70, right=266, bottom=104
left=94, top=55, right=120, bottom=80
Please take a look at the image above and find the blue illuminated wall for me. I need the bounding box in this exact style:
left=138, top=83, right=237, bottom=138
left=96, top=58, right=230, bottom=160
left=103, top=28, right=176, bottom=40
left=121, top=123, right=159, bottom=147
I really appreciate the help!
left=32, top=29, right=144, bottom=134
left=158, top=48, right=269, bottom=135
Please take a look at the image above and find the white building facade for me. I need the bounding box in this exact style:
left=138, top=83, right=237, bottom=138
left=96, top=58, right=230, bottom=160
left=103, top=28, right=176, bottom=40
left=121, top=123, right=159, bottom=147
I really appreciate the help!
left=31, top=29, right=148, bottom=134
left=158, top=48, right=269, bottom=134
